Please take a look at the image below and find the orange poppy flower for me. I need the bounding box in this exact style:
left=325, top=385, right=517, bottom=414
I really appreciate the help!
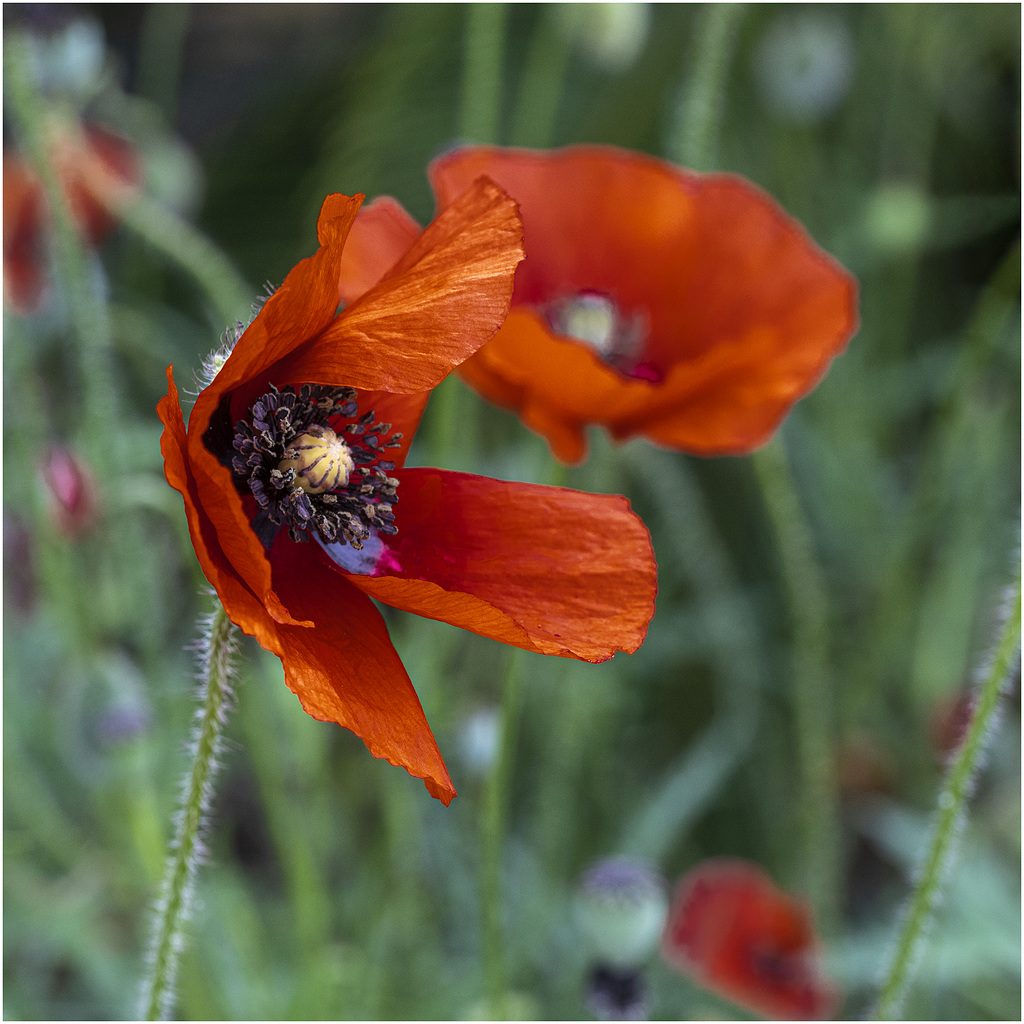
left=338, top=146, right=858, bottom=464
left=158, top=179, right=657, bottom=805
left=3, top=124, right=139, bottom=313
left=661, top=859, right=838, bottom=1020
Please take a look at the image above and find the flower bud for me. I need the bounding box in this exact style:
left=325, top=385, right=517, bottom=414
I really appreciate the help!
left=41, top=444, right=97, bottom=537
left=458, top=706, right=501, bottom=775
left=575, top=857, right=668, bottom=969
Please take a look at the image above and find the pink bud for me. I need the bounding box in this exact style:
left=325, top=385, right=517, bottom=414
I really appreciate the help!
left=41, top=445, right=97, bottom=537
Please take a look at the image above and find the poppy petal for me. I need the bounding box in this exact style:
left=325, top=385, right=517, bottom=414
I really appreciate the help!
left=338, top=195, right=423, bottom=303
left=461, top=307, right=852, bottom=463
left=159, top=367, right=309, bottom=629
left=267, top=533, right=456, bottom=803
left=3, top=154, right=46, bottom=312
left=333, top=468, right=656, bottom=662
left=662, top=860, right=838, bottom=1021
left=189, top=192, right=365, bottom=439
left=271, top=177, right=524, bottom=395
left=352, top=387, right=431, bottom=470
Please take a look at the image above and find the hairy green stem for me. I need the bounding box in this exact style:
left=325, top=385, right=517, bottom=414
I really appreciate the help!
left=480, top=646, right=526, bottom=1016
left=752, top=437, right=841, bottom=933
left=873, top=562, right=1021, bottom=1019
left=141, top=600, right=238, bottom=1021
left=670, top=2, right=747, bottom=171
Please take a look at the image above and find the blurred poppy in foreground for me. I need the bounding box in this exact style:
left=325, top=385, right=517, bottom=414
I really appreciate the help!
left=3, top=124, right=139, bottom=312
left=159, top=179, right=657, bottom=804
left=339, top=146, right=858, bottom=464
left=661, top=859, right=837, bottom=1020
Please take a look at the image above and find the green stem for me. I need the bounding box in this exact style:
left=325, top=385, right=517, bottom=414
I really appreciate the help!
left=140, top=600, right=238, bottom=1021
left=89, top=175, right=252, bottom=329
left=510, top=7, right=571, bottom=148
left=435, top=2, right=509, bottom=472
left=137, top=2, right=192, bottom=122
left=620, top=451, right=761, bottom=860
left=752, top=436, right=841, bottom=933
left=873, top=561, right=1021, bottom=1020
left=3, top=31, right=120, bottom=471
left=670, top=2, right=747, bottom=171
left=480, top=646, right=526, bottom=1016
left=460, top=3, right=507, bottom=144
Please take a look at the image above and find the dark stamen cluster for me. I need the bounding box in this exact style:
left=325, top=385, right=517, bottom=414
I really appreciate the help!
left=230, top=384, right=402, bottom=549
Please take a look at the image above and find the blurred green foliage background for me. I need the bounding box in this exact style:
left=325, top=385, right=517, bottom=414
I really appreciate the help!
left=3, top=3, right=1020, bottom=1020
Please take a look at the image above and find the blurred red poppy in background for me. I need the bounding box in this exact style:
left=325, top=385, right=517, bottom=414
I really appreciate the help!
left=338, top=145, right=858, bottom=464
left=661, top=859, right=837, bottom=1020
left=159, top=179, right=658, bottom=805
left=3, top=124, right=140, bottom=312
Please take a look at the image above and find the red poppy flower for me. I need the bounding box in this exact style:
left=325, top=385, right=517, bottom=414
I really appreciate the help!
left=337, top=146, right=858, bottom=464
left=3, top=124, right=139, bottom=312
left=661, top=860, right=837, bottom=1020
left=158, top=179, right=657, bottom=805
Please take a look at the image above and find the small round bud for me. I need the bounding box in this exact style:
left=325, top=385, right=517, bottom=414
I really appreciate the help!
left=279, top=426, right=354, bottom=494
left=575, top=857, right=668, bottom=969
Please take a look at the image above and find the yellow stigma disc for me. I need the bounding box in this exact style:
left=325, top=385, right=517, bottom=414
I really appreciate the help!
left=279, top=426, right=354, bottom=494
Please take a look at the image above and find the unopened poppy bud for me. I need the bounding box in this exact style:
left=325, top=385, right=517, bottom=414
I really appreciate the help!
left=279, top=426, right=354, bottom=494
left=575, top=857, right=668, bottom=969
left=41, top=444, right=97, bottom=537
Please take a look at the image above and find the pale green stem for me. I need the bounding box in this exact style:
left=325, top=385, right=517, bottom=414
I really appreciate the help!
left=137, top=3, right=191, bottom=121
left=460, top=3, right=507, bottom=144
left=873, top=561, right=1021, bottom=1020
left=140, top=600, right=238, bottom=1021
left=431, top=2, right=509, bottom=470
left=86, top=171, right=252, bottom=329
left=752, top=436, right=841, bottom=933
left=480, top=646, right=526, bottom=1017
left=620, top=451, right=761, bottom=860
left=510, top=7, right=572, bottom=148
left=4, top=31, right=120, bottom=471
left=670, top=2, right=747, bottom=171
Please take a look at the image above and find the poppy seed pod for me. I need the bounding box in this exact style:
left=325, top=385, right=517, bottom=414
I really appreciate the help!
left=575, top=857, right=669, bottom=969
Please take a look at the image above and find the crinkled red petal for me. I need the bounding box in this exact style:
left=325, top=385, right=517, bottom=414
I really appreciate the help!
left=337, top=468, right=657, bottom=662
left=272, top=177, right=524, bottom=395
left=159, top=367, right=308, bottom=628
left=268, top=532, right=456, bottom=803
left=337, top=195, right=423, bottom=303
